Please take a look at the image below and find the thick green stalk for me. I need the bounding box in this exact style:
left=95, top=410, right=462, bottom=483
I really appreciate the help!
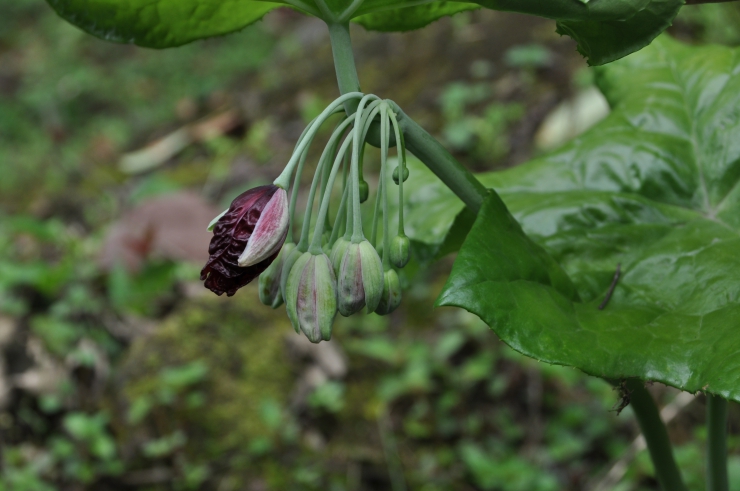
left=328, top=22, right=361, bottom=116
left=625, top=380, right=688, bottom=491
left=707, top=394, right=729, bottom=491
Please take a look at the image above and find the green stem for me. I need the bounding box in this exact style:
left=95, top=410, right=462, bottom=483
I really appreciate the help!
left=328, top=22, right=361, bottom=116
left=342, top=170, right=355, bottom=240
left=380, top=103, right=391, bottom=270
left=371, top=175, right=382, bottom=247
left=369, top=103, right=387, bottom=248
left=319, top=120, right=349, bottom=235
left=286, top=121, right=316, bottom=242
left=273, top=97, right=358, bottom=189
left=314, top=0, right=336, bottom=21
left=350, top=94, right=379, bottom=242
left=319, top=122, right=340, bottom=201
left=707, top=394, right=729, bottom=491
left=625, top=379, right=688, bottom=491
left=297, top=118, right=352, bottom=251
left=329, top=180, right=350, bottom=247
left=309, top=132, right=354, bottom=254
left=296, top=137, right=320, bottom=251
left=387, top=109, right=406, bottom=235
left=338, top=0, right=364, bottom=21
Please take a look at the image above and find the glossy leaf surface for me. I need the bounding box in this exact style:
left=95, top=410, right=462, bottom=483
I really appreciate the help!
left=472, top=0, right=684, bottom=65
left=46, top=0, right=281, bottom=48
left=45, top=0, right=682, bottom=65
left=420, top=37, right=740, bottom=400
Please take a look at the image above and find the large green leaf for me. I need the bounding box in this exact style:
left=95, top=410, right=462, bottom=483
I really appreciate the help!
left=45, top=0, right=682, bottom=65
left=46, top=0, right=282, bottom=48
left=474, top=0, right=684, bottom=66
left=430, top=36, right=740, bottom=400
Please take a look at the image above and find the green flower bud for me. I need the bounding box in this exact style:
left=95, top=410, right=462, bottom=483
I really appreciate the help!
left=359, top=179, right=369, bottom=203
left=259, top=242, right=295, bottom=309
left=375, top=269, right=402, bottom=315
left=329, top=237, right=351, bottom=276
left=390, top=234, right=411, bottom=269
left=392, top=165, right=409, bottom=185
left=338, top=240, right=383, bottom=316
left=280, top=246, right=305, bottom=318
left=285, top=252, right=337, bottom=343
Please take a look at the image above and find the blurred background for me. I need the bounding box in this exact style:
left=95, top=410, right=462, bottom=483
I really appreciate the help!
left=1, top=1, right=740, bottom=489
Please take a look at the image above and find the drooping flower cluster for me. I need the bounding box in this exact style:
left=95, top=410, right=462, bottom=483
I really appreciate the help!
left=201, top=93, right=411, bottom=343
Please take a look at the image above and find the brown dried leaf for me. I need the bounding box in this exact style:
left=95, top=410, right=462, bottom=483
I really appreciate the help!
left=100, top=191, right=220, bottom=271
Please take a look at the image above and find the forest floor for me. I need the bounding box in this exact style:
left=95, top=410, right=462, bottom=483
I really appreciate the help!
left=1, top=1, right=740, bottom=490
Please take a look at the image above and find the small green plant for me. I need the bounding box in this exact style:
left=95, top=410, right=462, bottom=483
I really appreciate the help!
left=39, top=0, right=740, bottom=488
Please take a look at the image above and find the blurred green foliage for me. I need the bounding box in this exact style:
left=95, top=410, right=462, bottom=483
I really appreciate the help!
left=1, top=0, right=739, bottom=490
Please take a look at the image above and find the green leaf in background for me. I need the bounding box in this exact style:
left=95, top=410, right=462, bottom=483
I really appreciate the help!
left=353, top=2, right=479, bottom=32
left=45, top=0, right=281, bottom=48
left=434, top=36, right=740, bottom=401
left=44, top=0, right=683, bottom=65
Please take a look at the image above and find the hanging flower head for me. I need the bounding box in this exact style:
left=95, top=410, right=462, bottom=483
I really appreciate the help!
left=201, top=184, right=288, bottom=296
left=202, top=93, right=411, bottom=343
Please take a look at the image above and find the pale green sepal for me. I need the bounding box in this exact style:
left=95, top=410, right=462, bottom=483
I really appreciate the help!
left=285, top=251, right=311, bottom=335
left=358, top=240, right=383, bottom=314
left=280, top=246, right=304, bottom=302
left=313, top=254, right=338, bottom=342
left=329, top=237, right=351, bottom=276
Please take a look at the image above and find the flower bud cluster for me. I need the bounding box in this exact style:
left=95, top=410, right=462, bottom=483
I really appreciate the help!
left=202, top=93, right=413, bottom=343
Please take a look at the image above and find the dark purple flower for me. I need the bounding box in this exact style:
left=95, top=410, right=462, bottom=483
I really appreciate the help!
left=201, top=184, right=288, bottom=296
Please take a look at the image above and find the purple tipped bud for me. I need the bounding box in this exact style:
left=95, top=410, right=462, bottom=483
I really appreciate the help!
left=390, top=234, right=411, bottom=269
left=337, top=240, right=383, bottom=316
left=259, top=242, right=295, bottom=309
left=238, top=188, right=289, bottom=267
left=285, top=252, right=337, bottom=343
left=375, top=269, right=402, bottom=315
left=201, top=185, right=286, bottom=296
